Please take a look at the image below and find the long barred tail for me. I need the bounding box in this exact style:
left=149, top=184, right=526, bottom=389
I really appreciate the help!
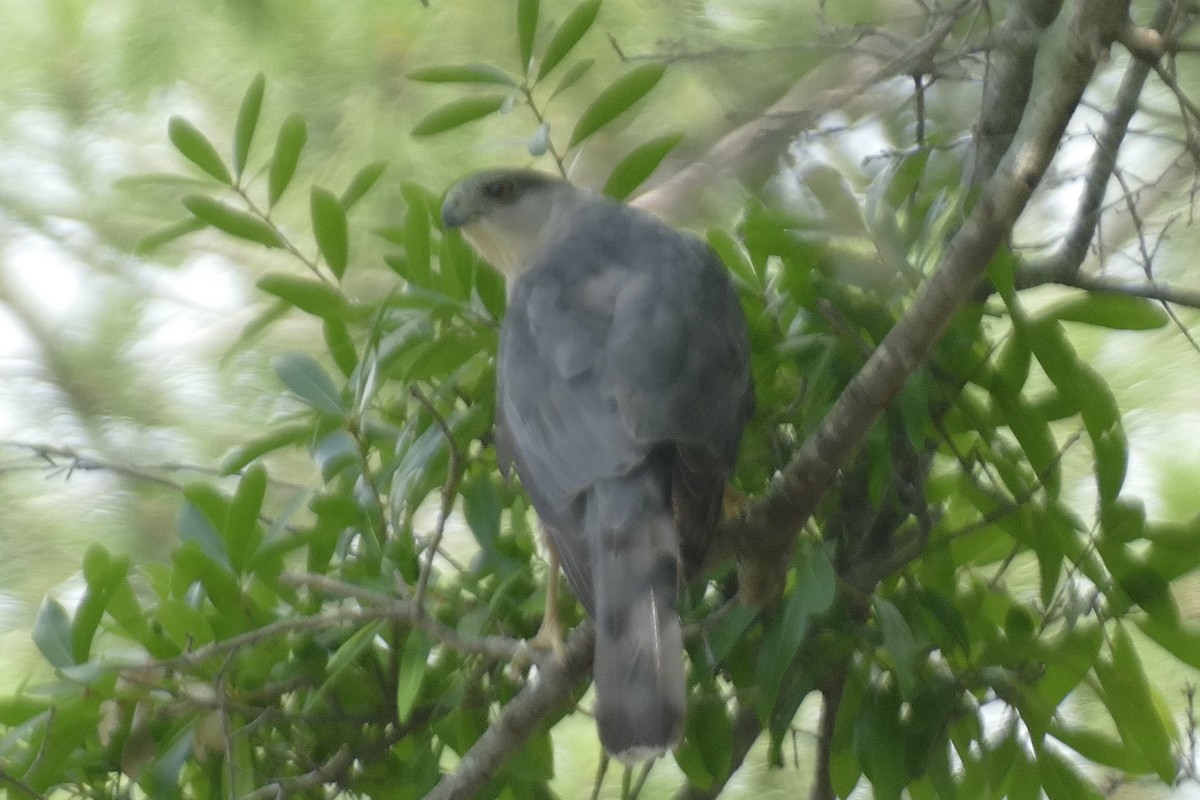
left=586, top=464, right=686, bottom=764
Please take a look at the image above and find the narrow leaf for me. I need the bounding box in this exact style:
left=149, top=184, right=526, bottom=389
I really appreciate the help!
left=311, top=186, right=349, bottom=279
left=268, top=113, right=308, bottom=207
left=407, top=64, right=520, bottom=86
left=1095, top=623, right=1177, bottom=783
left=256, top=273, right=349, bottom=320
left=341, top=161, right=387, bottom=210
left=134, top=217, right=207, bottom=255
left=323, top=318, right=358, bottom=377
left=518, top=0, right=539, bottom=69
left=1037, top=746, right=1106, bottom=800
left=273, top=353, right=345, bottom=415
left=537, top=0, right=601, bottom=80
left=218, top=421, right=314, bottom=475
left=411, top=95, right=507, bottom=137
left=396, top=632, right=432, bottom=722
left=168, top=116, right=232, bottom=185
left=875, top=598, right=918, bottom=698
left=33, top=597, right=75, bottom=669
left=1048, top=293, right=1169, bottom=330
left=233, top=72, right=266, bottom=177
left=568, top=63, right=666, bottom=149
left=548, top=57, right=595, bottom=102
left=224, top=464, right=266, bottom=574
left=182, top=195, right=282, bottom=248
left=603, top=132, right=682, bottom=199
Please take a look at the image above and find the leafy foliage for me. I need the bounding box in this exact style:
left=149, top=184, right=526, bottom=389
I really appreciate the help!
left=3, top=3, right=1199, bottom=799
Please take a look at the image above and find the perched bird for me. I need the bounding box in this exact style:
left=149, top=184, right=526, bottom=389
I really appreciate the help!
left=441, top=169, right=754, bottom=764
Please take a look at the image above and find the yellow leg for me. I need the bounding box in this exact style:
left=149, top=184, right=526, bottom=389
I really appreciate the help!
left=531, top=545, right=567, bottom=663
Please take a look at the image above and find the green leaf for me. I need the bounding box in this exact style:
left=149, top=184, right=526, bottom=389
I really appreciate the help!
left=1094, top=623, right=1177, bottom=783
left=396, top=631, right=432, bottom=722
left=224, top=464, right=266, bottom=574
left=990, top=389, right=1059, bottom=497
left=180, top=484, right=233, bottom=568
left=407, top=63, right=520, bottom=86
left=72, top=545, right=127, bottom=664
left=273, top=352, right=345, bottom=415
left=708, top=228, right=758, bottom=291
left=1048, top=293, right=1169, bottom=330
left=168, top=116, right=232, bottom=185
left=1048, top=723, right=1153, bottom=774
left=323, top=318, right=358, bottom=377
left=537, top=0, right=601, bottom=80
left=411, top=95, right=507, bottom=137
left=403, top=185, right=433, bottom=288
left=306, top=620, right=385, bottom=712
left=518, top=0, right=539, bottom=68
left=568, top=62, right=666, bottom=149
left=33, top=596, right=75, bottom=669
left=268, top=112, right=308, bottom=207
left=233, top=72, right=266, bottom=177
left=311, top=186, right=349, bottom=279
left=883, top=149, right=930, bottom=208
left=1138, top=616, right=1200, bottom=670
left=313, top=429, right=359, bottom=482
left=341, top=161, right=388, bottom=210
left=182, top=195, right=282, bottom=248
left=256, top=273, right=349, bottom=320
left=1037, top=746, right=1105, bottom=800
left=547, top=57, right=595, bottom=102
left=756, top=541, right=835, bottom=715
left=134, top=217, right=208, bottom=255
left=855, top=684, right=907, bottom=800
left=875, top=598, right=918, bottom=698
left=603, top=132, right=682, bottom=199
left=687, top=692, right=732, bottom=784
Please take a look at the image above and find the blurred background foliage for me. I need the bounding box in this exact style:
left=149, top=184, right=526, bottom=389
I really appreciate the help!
left=2, top=1, right=1200, bottom=799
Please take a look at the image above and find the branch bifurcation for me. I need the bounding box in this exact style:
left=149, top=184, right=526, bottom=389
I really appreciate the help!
left=724, top=0, right=1134, bottom=598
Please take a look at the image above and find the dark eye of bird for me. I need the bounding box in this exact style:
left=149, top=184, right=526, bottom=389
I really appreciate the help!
left=484, top=179, right=516, bottom=202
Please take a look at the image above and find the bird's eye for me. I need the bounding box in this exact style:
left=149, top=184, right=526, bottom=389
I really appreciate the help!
left=484, top=179, right=516, bottom=202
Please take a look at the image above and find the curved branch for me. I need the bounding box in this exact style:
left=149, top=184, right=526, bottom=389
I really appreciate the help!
left=425, top=623, right=596, bottom=800
left=723, top=0, right=1131, bottom=597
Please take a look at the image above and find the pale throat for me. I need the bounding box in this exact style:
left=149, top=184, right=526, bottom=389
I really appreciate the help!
left=460, top=218, right=544, bottom=279
left=460, top=189, right=580, bottom=281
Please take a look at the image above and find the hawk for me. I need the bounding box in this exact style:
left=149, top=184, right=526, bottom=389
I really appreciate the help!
left=441, top=169, right=754, bottom=764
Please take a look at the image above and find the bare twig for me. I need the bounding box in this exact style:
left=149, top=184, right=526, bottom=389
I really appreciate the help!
left=410, top=384, right=465, bottom=610
left=424, top=623, right=596, bottom=800
left=149, top=575, right=523, bottom=670
left=240, top=745, right=354, bottom=800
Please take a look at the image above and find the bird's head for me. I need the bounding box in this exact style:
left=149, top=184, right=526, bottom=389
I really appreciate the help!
left=441, top=169, right=579, bottom=278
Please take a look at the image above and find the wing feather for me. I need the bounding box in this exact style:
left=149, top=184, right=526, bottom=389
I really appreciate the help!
left=496, top=195, right=752, bottom=611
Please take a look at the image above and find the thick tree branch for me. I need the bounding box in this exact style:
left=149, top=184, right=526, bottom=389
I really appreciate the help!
left=971, top=0, right=1064, bottom=187
left=424, top=623, right=595, bottom=800
left=724, top=0, right=1132, bottom=599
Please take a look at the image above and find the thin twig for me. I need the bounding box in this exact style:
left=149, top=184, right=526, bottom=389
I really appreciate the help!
left=0, top=766, right=48, bottom=800
left=410, top=384, right=465, bottom=611
left=424, top=623, right=596, bottom=800
left=240, top=745, right=354, bottom=800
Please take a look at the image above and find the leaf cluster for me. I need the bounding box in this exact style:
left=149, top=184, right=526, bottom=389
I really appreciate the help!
left=3, top=4, right=1199, bottom=800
